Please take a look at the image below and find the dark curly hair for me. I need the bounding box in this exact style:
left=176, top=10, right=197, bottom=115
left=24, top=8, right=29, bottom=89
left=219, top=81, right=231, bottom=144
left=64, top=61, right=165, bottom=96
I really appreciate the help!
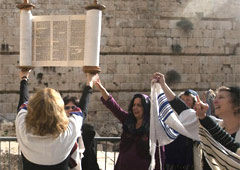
left=63, top=95, right=79, bottom=106
left=122, top=94, right=151, bottom=135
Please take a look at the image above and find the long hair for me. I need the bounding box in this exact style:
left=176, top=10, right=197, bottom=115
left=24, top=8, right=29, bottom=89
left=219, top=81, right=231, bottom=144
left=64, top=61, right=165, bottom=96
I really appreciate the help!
left=123, top=94, right=150, bottom=135
left=216, top=86, right=240, bottom=115
left=25, top=88, right=69, bottom=137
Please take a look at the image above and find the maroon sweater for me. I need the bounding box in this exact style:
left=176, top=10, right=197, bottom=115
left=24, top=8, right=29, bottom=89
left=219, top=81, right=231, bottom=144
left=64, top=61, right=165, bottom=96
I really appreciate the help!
left=101, top=95, right=164, bottom=170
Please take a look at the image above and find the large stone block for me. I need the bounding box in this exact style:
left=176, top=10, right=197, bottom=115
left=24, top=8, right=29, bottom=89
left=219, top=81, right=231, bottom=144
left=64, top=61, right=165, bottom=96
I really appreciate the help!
left=1, top=0, right=240, bottom=138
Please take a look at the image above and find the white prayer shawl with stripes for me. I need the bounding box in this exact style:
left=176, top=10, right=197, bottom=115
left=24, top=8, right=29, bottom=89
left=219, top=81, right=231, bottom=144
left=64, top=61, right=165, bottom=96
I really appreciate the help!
left=199, top=124, right=240, bottom=170
left=150, top=83, right=240, bottom=170
left=178, top=109, right=240, bottom=142
left=149, top=83, right=192, bottom=170
left=173, top=105, right=240, bottom=170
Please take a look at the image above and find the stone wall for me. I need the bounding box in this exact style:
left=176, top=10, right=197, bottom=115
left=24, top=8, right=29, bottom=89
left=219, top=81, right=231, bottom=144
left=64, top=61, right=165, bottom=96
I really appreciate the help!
left=0, top=0, right=240, bottom=136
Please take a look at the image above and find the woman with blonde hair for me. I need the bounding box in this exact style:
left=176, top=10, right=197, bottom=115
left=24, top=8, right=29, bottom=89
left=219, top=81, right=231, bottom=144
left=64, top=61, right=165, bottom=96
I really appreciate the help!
left=16, top=85, right=83, bottom=170
left=25, top=88, right=69, bottom=137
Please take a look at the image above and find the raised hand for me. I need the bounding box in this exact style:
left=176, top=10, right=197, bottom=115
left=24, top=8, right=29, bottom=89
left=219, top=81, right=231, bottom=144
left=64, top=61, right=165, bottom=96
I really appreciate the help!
left=19, top=69, right=31, bottom=80
left=152, top=72, right=166, bottom=86
left=194, top=95, right=209, bottom=119
left=86, top=73, right=98, bottom=88
left=151, top=72, right=176, bottom=101
left=92, top=74, right=102, bottom=90
left=93, top=74, right=110, bottom=101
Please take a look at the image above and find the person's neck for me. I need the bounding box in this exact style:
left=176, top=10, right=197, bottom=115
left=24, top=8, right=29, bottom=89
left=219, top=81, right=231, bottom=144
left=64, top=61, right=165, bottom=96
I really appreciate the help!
left=136, top=119, right=143, bottom=129
left=223, top=116, right=240, bottom=134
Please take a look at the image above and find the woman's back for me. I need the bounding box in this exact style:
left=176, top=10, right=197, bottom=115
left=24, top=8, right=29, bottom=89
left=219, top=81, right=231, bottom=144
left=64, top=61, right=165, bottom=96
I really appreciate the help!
left=16, top=88, right=84, bottom=169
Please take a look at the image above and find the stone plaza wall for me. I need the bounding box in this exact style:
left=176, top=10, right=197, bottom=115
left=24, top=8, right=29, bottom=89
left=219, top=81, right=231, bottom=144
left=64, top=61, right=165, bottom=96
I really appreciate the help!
left=0, top=0, right=240, bottom=136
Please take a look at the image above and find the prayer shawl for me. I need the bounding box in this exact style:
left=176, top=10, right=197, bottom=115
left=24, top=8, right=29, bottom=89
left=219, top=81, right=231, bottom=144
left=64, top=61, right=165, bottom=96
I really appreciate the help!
left=69, top=138, right=85, bottom=170
left=149, top=83, right=191, bottom=170
left=150, top=83, right=240, bottom=170
left=69, top=108, right=85, bottom=170
left=198, top=124, right=240, bottom=170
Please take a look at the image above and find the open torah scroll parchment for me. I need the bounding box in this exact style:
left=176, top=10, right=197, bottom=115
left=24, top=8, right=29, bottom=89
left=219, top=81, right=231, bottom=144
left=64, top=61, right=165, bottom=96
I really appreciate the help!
left=31, top=15, right=85, bottom=67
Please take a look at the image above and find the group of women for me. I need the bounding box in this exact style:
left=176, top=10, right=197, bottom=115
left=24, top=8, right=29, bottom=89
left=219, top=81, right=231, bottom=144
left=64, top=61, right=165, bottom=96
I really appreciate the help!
left=15, top=70, right=240, bottom=170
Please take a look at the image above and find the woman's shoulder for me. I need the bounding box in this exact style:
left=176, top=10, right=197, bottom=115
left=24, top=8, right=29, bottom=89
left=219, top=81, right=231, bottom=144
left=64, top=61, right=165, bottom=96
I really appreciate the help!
left=68, top=113, right=84, bottom=131
left=16, top=105, right=28, bottom=125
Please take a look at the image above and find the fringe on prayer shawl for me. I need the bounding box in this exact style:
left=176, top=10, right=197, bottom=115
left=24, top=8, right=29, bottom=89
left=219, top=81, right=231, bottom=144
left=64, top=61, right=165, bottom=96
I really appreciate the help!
left=198, top=124, right=240, bottom=170
left=69, top=136, right=85, bottom=170
left=149, top=83, right=192, bottom=170
left=69, top=108, right=85, bottom=170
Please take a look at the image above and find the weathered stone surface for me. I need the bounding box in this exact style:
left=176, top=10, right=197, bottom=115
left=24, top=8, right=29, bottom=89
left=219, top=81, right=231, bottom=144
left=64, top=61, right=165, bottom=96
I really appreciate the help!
left=0, top=0, right=240, bottom=139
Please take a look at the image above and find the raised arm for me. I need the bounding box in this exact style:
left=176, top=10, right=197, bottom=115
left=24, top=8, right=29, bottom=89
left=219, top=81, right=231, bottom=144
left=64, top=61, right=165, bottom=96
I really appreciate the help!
left=194, top=96, right=240, bottom=154
left=152, top=72, right=189, bottom=114
left=17, top=69, right=31, bottom=111
left=78, top=73, right=95, bottom=119
left=93, top=74, right=128, bottom=123
left=93, top=74, right=110, bottom=101
left=152, top=72, right=176, bottom=101
left=200, top=116, right=240, bottom=154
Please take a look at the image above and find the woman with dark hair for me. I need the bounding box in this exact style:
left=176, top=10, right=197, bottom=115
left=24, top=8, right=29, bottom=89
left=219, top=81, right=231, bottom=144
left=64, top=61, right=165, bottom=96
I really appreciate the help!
left=62, top=74, right=100, bottom=170
left=94, top=75, right=164, bottom=170
left=63, top=72, right=95, bottom=120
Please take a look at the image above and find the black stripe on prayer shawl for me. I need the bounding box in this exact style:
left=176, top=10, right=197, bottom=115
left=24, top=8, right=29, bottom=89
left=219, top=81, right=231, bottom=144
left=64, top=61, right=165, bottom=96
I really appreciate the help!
left=201, top=148, right=230, bottom=169
left=199, top=128, right=240, bottom=168
left=199, top=127, right=240, bottom=163
left=199, top=126, right=240, bottom=170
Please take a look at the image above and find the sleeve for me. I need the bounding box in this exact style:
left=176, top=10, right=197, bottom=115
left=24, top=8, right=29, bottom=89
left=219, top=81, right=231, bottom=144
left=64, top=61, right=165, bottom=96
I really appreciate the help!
left=200, top=116, right=240, bottom=153
left=169, top=97, right=190, bottom=115
left=69, top=107, right=84, bottom=136
left=17, top=80, right=29, bottom=112
left=78, top=85, right=93, bottom=120
left=101, top=95, right=128, bottom=124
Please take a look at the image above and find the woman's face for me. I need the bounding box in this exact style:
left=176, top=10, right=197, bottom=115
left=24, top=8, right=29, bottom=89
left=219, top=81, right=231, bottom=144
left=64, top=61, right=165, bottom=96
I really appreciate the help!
left=65, top=101, right=77, bottom=116
left=132, top=98, right=144, bottom=120
left=214, top=90, right=234, bottom=118
left=180, top=95, right=194, bottom=108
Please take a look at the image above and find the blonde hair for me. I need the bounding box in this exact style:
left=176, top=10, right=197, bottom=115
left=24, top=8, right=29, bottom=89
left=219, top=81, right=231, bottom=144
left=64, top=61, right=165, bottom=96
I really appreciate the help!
left=25, top=88, right=69, bottom=137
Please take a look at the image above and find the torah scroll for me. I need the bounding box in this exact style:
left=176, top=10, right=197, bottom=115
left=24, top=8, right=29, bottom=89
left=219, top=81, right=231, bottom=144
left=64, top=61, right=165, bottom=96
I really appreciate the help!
left=83, top=9, right=102, bottom=67
left=19, top=10, right=32, bottom=67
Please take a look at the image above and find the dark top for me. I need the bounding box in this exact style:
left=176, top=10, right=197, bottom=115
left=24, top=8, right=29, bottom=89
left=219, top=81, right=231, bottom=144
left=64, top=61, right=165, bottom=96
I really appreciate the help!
left=78, top=85, right=93, bottom=120
left=199, top=116, right=239, bottom=152
left=165, top=135, right=193, bottom=168
left=17, top=79, right=29, bottom=111
left=168, top=97, right=189, bottom=115
left=101, top=95, right=163, bottom=170
left=77, top=86, right=100, bottom=170
left=81, top=123, right=100, bottom=170
left=21, top=154, right=69, bottom=170
left=165, top=97, right=194, bottom=170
